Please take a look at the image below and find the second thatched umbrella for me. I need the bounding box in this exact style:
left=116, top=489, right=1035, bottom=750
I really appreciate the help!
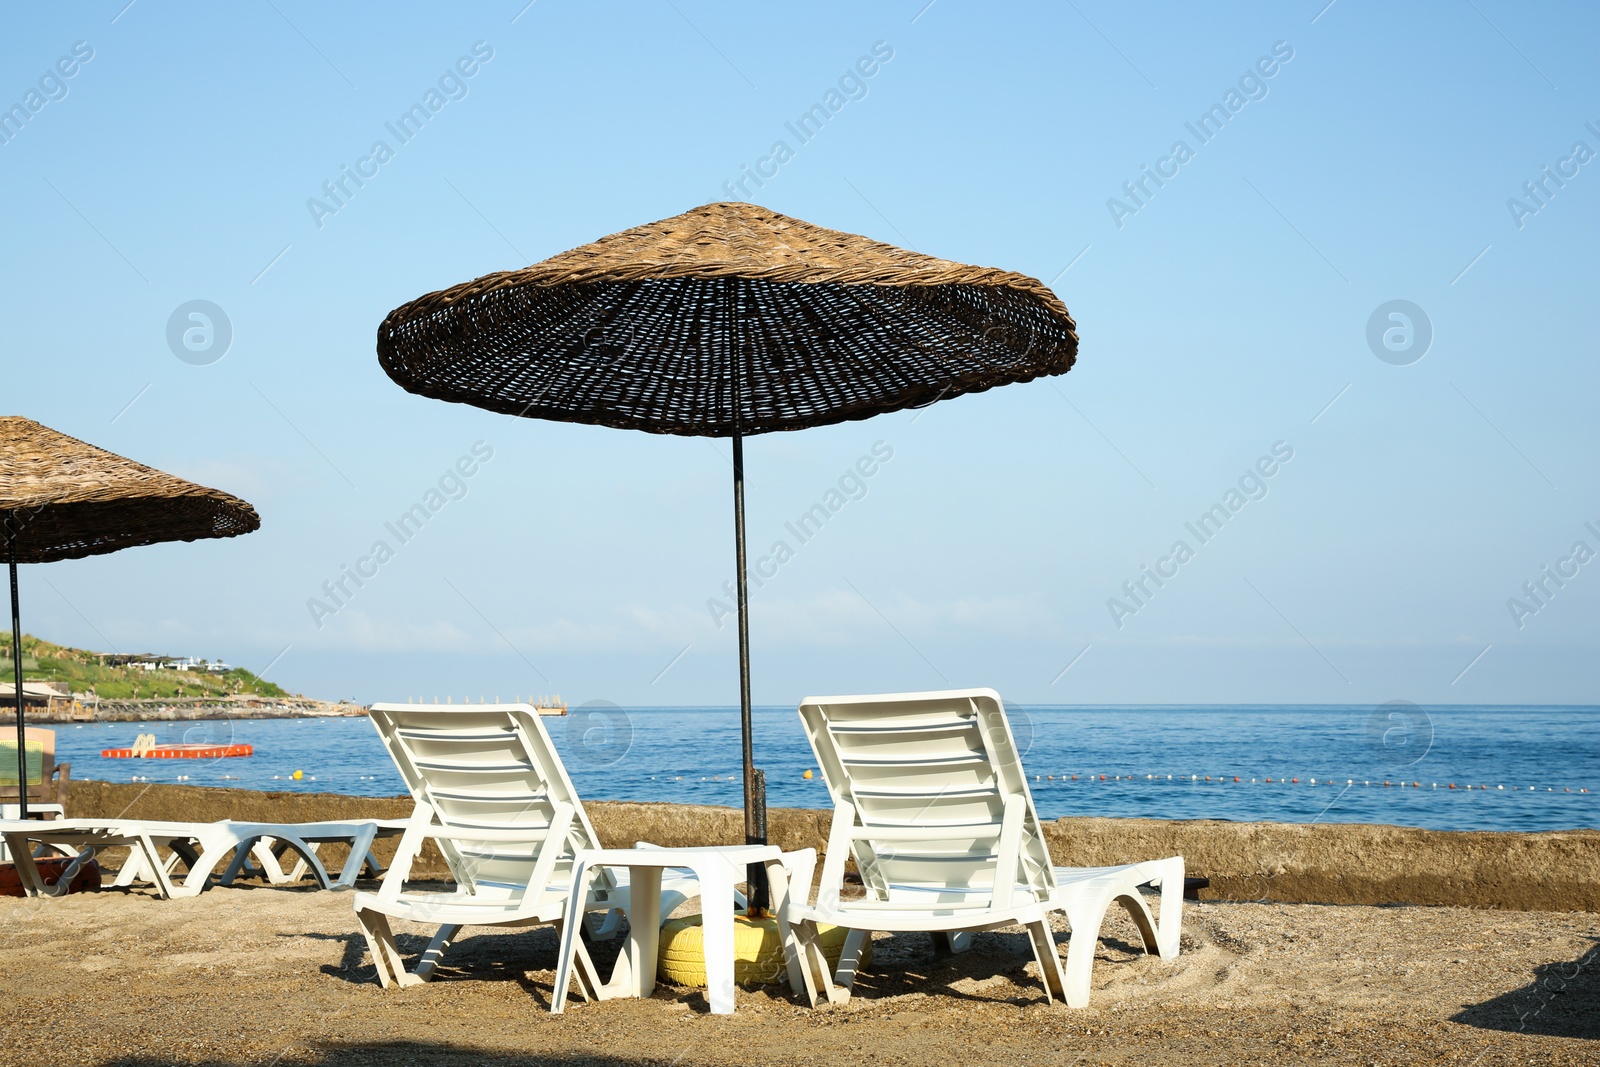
left=377, top=202, right=1079, bottom=904
left=1, top=417, right=260, bottom=815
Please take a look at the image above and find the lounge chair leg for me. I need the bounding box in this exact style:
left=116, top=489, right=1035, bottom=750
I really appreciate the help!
left=1025, top=919, right=1067, bottom=1005
left=111, top=845, right=143, bottom=888
left=835, top=928, right=869, bottom=992
left=765, top=857, right=810, bottom=1002
left=131, top=833, right=179, bottom=899
left=931, top=930, right=971, bottom=955
left=1061, top=899, right=1106, bottom=1009
left=160, top=839, right=205, bottom=891
left=165, top=833, right=232, bottom=897
left=784, top=921, right=822, bottom=1007
left=4, top=837, right=49, bottom=896
left=278, top=840, right=315, bottom=884
left=552, top=868, right=603, bottom=1014
left=1151, top=857, right=1184, bottom=959
left=355, top=907, right=406, bottom=989
left=783, top=932, right=819, bottom=1007
left=797, top=920, right=847, bottom=1006
left=234, top=836, right=294, bottom=884
left=411, top=923, right=463, bottom=982
left=1114, top=891, right=1162, bottom=958
left=359, top=846, right=385, bottom=880
left=244, top=834, right=336, bottom=890
left=567, top=919, right=606, bottom=1004
left=585, top=907, right=623, bottom=940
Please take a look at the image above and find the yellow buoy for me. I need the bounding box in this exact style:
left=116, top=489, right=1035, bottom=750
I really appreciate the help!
left=802, top=769, right=814, bottom=780
left=657, top=913, right=869, bottom=987
left=291, top=769, right=303, bottom=780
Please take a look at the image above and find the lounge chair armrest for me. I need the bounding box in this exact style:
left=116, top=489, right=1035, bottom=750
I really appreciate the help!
left=375, top=810, right=431, bottom=902
left=779, top=847, right=817, bottom=907
left=522, top=802, right=574, bottom=907
left=990, top=795, right=1025, bottom=910
left=816, top=800, right=856, bottom=908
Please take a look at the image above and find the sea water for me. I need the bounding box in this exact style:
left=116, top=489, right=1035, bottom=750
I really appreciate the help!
left=53, top=705, right=1598, bottom=833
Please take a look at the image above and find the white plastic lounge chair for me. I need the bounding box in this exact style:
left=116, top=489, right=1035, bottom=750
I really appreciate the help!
left=354, top=703, right=699, bottom=992
left=784, top=688, right=1183, bottom=1008
left=0, top=817, right=394, bottom=899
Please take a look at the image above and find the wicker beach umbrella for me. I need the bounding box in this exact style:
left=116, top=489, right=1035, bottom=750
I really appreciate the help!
left=0, top=417, right=260, bottom=815
left=377, top=202, right=1078, bottom=902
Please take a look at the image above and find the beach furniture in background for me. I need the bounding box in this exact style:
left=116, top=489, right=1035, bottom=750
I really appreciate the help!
left=355, top=703, right=700, bottom=991
left=0, top=416, right=259, bottom=819
left=0, top=725, right=69, bottom=813
left=0, top=817, right=393, bottom=898
left=786, top=688, right=1184, bottom=1008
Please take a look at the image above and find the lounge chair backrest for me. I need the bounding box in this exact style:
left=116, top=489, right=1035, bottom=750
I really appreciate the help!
left=799, top=688, right=1056, bottom=907
left=0, top=727, right=61, bottom=803
left=367, top=704, right=611, bottom=899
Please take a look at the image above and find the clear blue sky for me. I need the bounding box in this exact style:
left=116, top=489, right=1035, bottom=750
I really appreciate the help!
left=4, top=1, right=1595, bottom=708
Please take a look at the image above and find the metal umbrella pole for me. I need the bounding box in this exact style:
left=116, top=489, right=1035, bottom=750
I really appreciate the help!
left=6, top=513, right=27, bottom=820
left=729, top=309, right=770, bottom=914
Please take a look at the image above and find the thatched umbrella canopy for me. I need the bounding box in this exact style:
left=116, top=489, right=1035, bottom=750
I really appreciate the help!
left=1, top=417, right=260, bottom=814
left=378, top=201, right=1077, bottom=435
left=376, top=202, right=1078, bottom=903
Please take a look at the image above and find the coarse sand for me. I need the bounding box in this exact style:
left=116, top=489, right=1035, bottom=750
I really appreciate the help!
left=0, top=875, right=1595, bottom=1066
left=5, top=782, right=1594, bottom=1064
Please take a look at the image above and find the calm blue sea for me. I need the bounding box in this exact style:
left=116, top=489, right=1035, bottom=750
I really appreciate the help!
left=53, top=705, right=1599, bottom=833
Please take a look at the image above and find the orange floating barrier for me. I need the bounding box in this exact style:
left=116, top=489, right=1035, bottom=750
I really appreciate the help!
left=102, top=743, right=252, bottom=759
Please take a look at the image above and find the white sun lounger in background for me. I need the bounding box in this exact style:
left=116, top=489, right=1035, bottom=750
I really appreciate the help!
left=0, top=817, right=394, bottom=899
left=355, top=703, right=700, bottom=993
left=784, top=688, right=1183, bottom=1008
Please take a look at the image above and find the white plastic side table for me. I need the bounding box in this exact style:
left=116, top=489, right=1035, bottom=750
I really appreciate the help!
left=551, top=844, right=808, bottom=1015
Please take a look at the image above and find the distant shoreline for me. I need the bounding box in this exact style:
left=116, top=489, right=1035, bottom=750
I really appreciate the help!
left=26, top=696, right=366, bottom=723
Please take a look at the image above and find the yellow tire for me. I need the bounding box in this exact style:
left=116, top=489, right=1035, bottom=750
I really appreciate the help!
left=656, top=913, right=871, bottom=987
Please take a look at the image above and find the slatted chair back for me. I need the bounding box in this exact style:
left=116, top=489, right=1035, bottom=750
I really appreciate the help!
left=799, top=688, right=1056, bottom=910
left=0, top=727, right=64, bottom=806
left=367, top=704, right=611, bottom=902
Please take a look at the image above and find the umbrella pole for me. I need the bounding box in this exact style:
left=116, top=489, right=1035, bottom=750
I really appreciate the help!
left=6, top=515, right=26, bottom=820
left=730, top=378, right=770, bottom=916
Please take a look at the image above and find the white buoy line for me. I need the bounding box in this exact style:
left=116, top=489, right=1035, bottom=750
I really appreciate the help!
left=1030, top=773, right=1591, bottom=793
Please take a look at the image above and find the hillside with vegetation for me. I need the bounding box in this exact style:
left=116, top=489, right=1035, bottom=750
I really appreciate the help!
left=1, top=633, right=291, bottom=701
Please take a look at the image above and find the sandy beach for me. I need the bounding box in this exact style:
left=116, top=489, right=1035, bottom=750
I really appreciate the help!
left=1, top=876, right=1595, bottom=1066
left=1, top=784, right=1596, bottom=1065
